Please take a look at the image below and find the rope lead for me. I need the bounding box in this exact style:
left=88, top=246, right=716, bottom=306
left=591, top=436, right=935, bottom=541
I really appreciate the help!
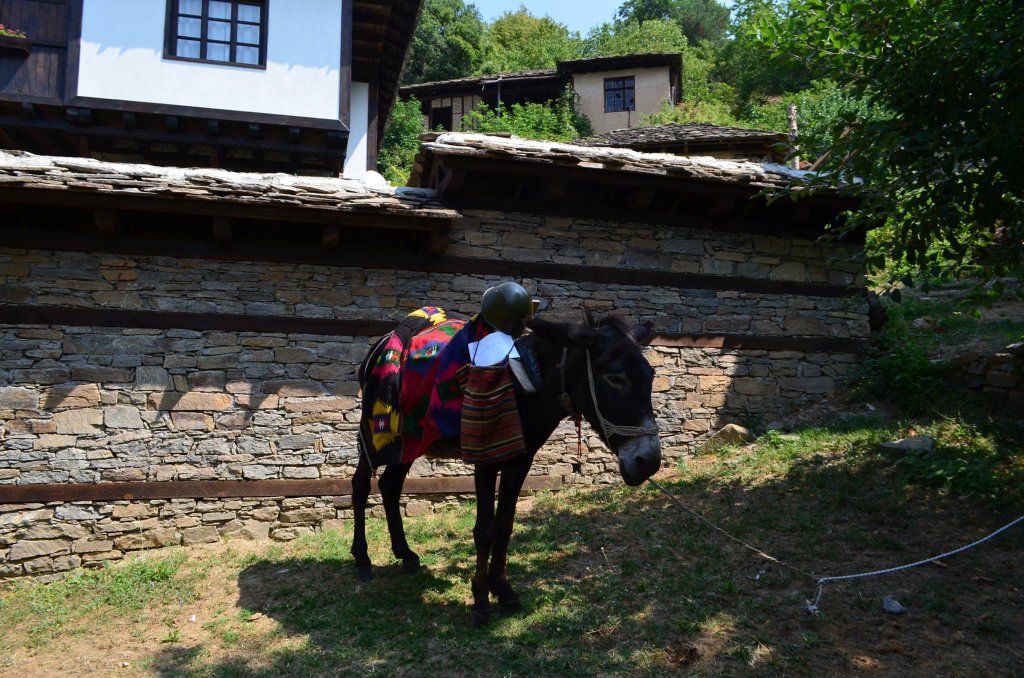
left=648, top=478, right=1024, bottom=615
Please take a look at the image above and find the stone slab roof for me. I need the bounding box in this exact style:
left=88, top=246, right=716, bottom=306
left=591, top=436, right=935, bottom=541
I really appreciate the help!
left=575, top=123, right=787, bottom=148
left=0, top=150, right=458, bottom=220
left=399, top=69, right=560, bottom=95
left=412, top=132, right=812, bottom=190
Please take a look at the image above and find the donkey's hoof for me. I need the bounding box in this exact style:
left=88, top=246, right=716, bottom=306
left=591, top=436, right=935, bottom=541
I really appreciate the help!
left=355, top=563, right=373, bottom=582
left=471, top=605, right=492, bottom=627
left=402, top=555, right=421, bottom=574
left=498, top=593, right=522, bottom=615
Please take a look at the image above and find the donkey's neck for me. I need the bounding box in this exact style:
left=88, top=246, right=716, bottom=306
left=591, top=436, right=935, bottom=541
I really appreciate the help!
left=516, top=338, right=578, bottom=455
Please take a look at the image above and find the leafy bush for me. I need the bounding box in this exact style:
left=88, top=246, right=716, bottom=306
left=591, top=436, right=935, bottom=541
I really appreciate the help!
left=378, top=96, right=426, bottom=186
left=462, top=87, right=591, bottom=142
left=853, top=315, right=947, bottom=415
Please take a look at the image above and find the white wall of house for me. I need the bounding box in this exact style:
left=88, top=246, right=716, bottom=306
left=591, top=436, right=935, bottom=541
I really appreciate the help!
left=343, top=81, right=369, bottom=179
left=573, top=66, right=673, bottom=135
left=76, top=0, right=343, bottom=120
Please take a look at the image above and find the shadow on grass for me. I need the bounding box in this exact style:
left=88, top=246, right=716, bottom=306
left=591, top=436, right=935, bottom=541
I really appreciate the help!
left=150, top=419, right=1024, bottom=677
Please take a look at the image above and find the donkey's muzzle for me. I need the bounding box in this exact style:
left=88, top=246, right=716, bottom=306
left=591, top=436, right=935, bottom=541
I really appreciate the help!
left=617, top=432, right=662, bottom=486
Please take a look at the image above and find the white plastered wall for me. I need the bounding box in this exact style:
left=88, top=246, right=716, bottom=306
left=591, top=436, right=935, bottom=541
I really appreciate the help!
left=76, top=0, right=343, bottom=120
left=343, top=82, right=369, bottom=179
left=572, top=66, right=673, bottom=135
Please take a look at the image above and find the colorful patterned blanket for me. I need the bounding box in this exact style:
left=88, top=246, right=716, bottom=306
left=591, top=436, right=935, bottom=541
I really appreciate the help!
left=362, top=307, right=509, bottom=467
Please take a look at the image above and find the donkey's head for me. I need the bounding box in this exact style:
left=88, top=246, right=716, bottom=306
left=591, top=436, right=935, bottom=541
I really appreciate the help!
left=528, top=312, right=662, bottom=486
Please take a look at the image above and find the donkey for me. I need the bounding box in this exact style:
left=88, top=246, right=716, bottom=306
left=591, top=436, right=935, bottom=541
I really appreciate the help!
left=351, top=312, right=662, bottom=626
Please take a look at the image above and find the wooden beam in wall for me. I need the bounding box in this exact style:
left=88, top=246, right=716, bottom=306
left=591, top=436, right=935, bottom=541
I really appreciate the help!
left=94, top=208, right=122, bottom=234
left=212, top=216, right=233, bottom=243
left=0, top=475, right=563, bottom=503
left=0, top=305, right=869, bottom=354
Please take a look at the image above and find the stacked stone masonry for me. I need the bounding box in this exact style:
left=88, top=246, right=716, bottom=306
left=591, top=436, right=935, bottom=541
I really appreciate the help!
left=0, top=494, right=471, bottom=581
left=0, top=208, right=869, bottom=577
left=950, top=342, right=1023, bottom=400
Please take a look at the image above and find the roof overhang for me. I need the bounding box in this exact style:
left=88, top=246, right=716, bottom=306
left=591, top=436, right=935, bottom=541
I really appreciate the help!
left=0, top=150, right=460, bottom=257
left=410, top=133, right=863, bottom=242
left=352, top=0, right=425, bottom=142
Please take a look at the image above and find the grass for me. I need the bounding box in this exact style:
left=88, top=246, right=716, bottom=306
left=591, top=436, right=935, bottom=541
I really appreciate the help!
left=2, top=419, right=1022, bottom=676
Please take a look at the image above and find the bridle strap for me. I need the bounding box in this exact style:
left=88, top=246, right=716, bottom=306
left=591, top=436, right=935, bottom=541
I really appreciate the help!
left=584, top=350, right=660, bottom=441
left=556, top=345, right=660, bottom=443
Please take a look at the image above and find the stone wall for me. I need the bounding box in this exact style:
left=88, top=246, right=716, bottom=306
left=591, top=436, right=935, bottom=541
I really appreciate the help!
left=950, top=342, right=1023, bottom=401
left=0, top=207, right=868, bottom=578
left=0, top=493, right=469, bottom=583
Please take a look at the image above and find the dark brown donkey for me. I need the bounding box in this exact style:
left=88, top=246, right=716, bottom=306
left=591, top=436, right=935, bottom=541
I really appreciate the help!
left=351, top=313, right=662, bottom=626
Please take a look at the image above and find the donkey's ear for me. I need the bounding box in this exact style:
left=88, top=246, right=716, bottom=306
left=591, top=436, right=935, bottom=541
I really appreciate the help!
left=583, top=308, right=599, bottom=328
left=630, top=321, right=654, bottom=346
left=526, top=318, right=600, bottom=348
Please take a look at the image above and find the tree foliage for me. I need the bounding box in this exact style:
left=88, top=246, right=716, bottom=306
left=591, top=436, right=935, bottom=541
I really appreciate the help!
left=714, top=0, right=814, bottom=107
left=482, top=9, right=581, bottom=72
left=615, top=0, right=730, bottom=45
left=763, top=0, right=1024, bottom=284
left=402, top=0, right=485, bottom=85
left=378, top=97, right=426, bottom=186
left=584, top=18, right=686, bottom=57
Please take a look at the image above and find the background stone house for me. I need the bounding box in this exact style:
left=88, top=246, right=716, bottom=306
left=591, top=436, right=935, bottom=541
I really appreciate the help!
left=399, top=52, right=683, bottom=135
left=0, top=132, right=868, bottom=579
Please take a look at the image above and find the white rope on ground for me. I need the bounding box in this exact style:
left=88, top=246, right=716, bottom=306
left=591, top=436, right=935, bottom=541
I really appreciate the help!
left=807, top=512, right=1024, bottom=614
left=647, top=478, right=1024, bottom=615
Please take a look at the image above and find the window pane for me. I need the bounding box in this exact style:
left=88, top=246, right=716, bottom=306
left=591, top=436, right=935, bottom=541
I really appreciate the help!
left=178, top=0, right=201, bottom=16
left=237, top=23, right=260, bottom=45
left=207, top=41, right=230, bottom=62
left=236, top=45, right=259, bottom=64
left=209, top=1, right=232, bottom=19
left=177, top=17, right=201, bottom=38
left=238, top=4, right=261, bottom=23
left=208, top=20, right=231, bottom=41
left=176, top=38, right=200, bottom=58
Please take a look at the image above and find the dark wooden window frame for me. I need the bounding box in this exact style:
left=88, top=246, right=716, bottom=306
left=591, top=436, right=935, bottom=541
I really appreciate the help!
left=604, top=76, right=636, bottom=114
left=163, top=0, right=269, bottom=70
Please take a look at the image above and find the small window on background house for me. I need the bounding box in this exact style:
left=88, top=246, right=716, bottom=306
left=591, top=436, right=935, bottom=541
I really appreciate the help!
left=604, top=76, right=636, bottom=113
left=169, top=0, right=266, bottom=67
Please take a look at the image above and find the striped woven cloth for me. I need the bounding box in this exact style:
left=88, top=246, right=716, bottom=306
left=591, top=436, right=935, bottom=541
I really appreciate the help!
left=460, top=362, right=526, bottom=464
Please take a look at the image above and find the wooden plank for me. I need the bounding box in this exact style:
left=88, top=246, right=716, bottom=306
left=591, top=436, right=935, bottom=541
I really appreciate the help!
left=0, top=475, right=563, bottom=503
left=0, top=187, right=453, bottom=232
left=650, top=333, right=867, bottom=353
left=0, top=305, right=397, bottom=337
left=0, top=304, right=868, bottom=353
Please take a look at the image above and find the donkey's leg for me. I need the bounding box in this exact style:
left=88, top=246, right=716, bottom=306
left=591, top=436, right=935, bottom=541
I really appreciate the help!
left=471, top=463, right=499, bottom=627
left=350, top=453, right=374, bottom=581
left=488, top=454, right=532, bottom=614
left=378, top=462, right=419, bottom=573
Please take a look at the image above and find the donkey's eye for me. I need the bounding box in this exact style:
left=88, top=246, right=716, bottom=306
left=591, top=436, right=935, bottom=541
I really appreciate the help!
left=602, top=372, right=631, bottom=393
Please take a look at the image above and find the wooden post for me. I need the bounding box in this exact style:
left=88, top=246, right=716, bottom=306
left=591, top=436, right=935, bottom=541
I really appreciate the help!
left=787, top=104, right=800, bottom=169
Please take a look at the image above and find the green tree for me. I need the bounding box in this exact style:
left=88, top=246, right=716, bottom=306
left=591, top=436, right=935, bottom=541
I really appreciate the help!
left=714, top=0, right=814, bottom=106
left=378, top=97, right=426, bottom=185
left=615, top=0, right=731, bottom=45
left=482, top=8, right=582, bottom=72
left=584, top=18, right=687, bottom=57
left=742, top=79, right=887, bottom=162
left=763, top=0, right=1024, bottom=285
left=402, top=0, right=486, bottom=85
